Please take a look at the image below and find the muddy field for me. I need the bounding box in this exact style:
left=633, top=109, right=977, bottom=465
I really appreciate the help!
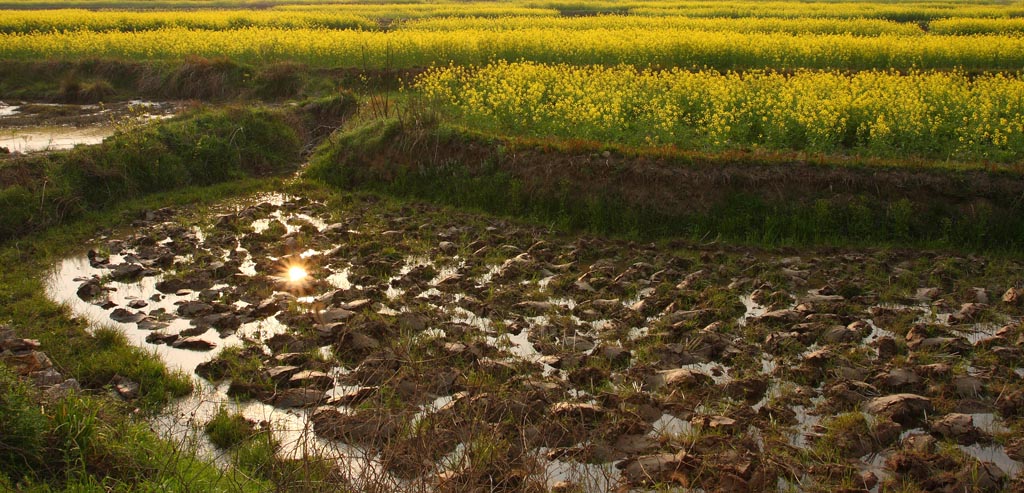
left=47, top=192, right=1024, bottom=492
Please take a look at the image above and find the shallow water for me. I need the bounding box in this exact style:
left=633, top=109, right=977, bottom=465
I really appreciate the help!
left=0, top=100, right=179, bottom=153
left=737, top=294, right=768, bottom=326
left=649, top=413, right=692, bottom=437
left=40, top=192, right=1024, bottom=490
left=0, top=126, right=114, bottom=152
left=0, top=102, right=19, bottom=117
left=959, top=443, right=1023, bottom=477
left=44, top=254, right=235, bottom=374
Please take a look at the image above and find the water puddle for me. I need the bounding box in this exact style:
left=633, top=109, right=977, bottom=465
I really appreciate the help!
left=737, top=294, right=768, bottom=326
left=788, top=405, right=821, bottom=448
left=0, top=102, right=19, bottom=117
left=956, top=323, right=1004, bottom=345
left=0, top=101, right=179, bottom=154
left=539, top=449, right=618, bottom=491
left=45, top=254, right=237, bottom=374
left=649, top=413, right=693, bottom=437
left=858, top=452, right=890, bottom=493
left=969, top=413, right=1010, bottom=434
left=863, top=318, right=897, bottom=343
left=959, top=443, right=1023, bottom=477
left=0, top=126, right=114, bottom=153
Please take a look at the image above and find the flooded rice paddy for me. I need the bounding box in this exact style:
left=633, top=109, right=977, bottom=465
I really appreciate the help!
left=45, top=193, right=1024, bottom=491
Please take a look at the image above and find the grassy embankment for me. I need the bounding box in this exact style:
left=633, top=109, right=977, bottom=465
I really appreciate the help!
left=0, top=95, right=355, bottom=491
left=306, top=110, right=1024, bottom=253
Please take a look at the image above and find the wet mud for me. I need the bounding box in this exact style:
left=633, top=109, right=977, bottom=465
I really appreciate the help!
left=46, top=192, right=1024, bottom=492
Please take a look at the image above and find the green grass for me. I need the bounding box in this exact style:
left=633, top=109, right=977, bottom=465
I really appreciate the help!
left=0, top=365, right=270, bottom=491
left=204, top=407, right=255, bottom=449
left=305, top=117, right=1024, bottom=253
left=0, top=103, right=305, bottom=240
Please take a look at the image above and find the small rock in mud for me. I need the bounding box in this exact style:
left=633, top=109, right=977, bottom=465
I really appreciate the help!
left=882, top=368, right=923, bottom=392
left=320, top=308, right=356, bottom=324
left=288, top=370, right=334, bottom=390
left=144, top=332, right=178, bottom=345
left=272, top=388, right=325, bottom=408
left=648, top=368, right=712, bottom=390
left=127, top=299, right=148, bottom=309
left=312, top=406, right=403, bottom=443
left=690, top=415, right=739, bottom=433
left=3, top=351, right=53, bottom=375
left=109, top=308, right=145, bottom=324
left=872, top=336, right=897, bottom=358
left=176, top=301, right=214, bottom=318
left=902, top=432, right=937, bottom=453
left=864, top=393, right=933, bottom=426
left=996, top=390, right=1024, bottom=418
left=265, top=333, right=316, bottom=353
left=948, top=302, right=987, bottom=324
left=328, top=386, right=378, bottom=406
left=171, top=337, right=216, bottom=351
left=618, top=450, right=699, bottom=486
left=613, top=434, right=660, bottom=456
left=44, top=378, right=81, bottom=400
left=109, top=263, right=145, bottom=281
left=136, top=319, right=168, bottom=331
left=111, top=376, right=139, bottom=400
left=952, top=375, right=985, bottom=398
left=550, top=402, right=605, bottom=423
left=76, top=278, right=105, bottom=300
left=550, top=480, right=581, bottom=493
left=930, top=413, right=984, bottom=444
left=30, top=368, right=65, bottom=387
left=915, top=287, right=941, bottom=301
left=971, top=461, right=1007, bottom=492
left=265, top=365, right=302, bottom=383
left=195, top=359, right=229, bottom=381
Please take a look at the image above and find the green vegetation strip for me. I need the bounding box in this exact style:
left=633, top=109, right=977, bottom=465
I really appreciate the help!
left=0, top=365, right=268, bottom=491
left=306, top=118, right=1024, bottom=252
left=0, top=105, right=302, bottom=238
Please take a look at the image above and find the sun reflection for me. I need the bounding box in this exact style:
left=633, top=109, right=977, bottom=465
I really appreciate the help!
left=277, top=257, right=313, bottom=294
left=287, top=265, right=308, bottom=283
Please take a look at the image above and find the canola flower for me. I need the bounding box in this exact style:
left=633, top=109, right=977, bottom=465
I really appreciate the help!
left=525, top=0, right=1024, bottom=21
left=416, top=61, right=1024, bottom=162
left=3, top=26, right=1024, bottom=71
left=0, top=5, right=561, bottom=35
left=0, top=9, right=377, bottom=34
left=929, top=17, right=1024, bottom=35
left=271, top=3, right=560, bottom=18
left=400, top=15, right=925, bottom=36
left=0, top=0, right=1021, bottom=21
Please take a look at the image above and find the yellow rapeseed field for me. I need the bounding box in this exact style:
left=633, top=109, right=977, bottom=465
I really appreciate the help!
left=1, top=0, right=1021, bottom=162
left=2, top=25, right=1024, bottom=70
left=399, top=15, right=925, bottom=36
left=417, top=61, right=1024, bottom=161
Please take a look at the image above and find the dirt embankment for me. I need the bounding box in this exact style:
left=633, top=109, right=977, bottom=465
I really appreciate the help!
left=460, top=139, right=1023, bottom=215
left=308, top=121, right=1024, bottom=250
